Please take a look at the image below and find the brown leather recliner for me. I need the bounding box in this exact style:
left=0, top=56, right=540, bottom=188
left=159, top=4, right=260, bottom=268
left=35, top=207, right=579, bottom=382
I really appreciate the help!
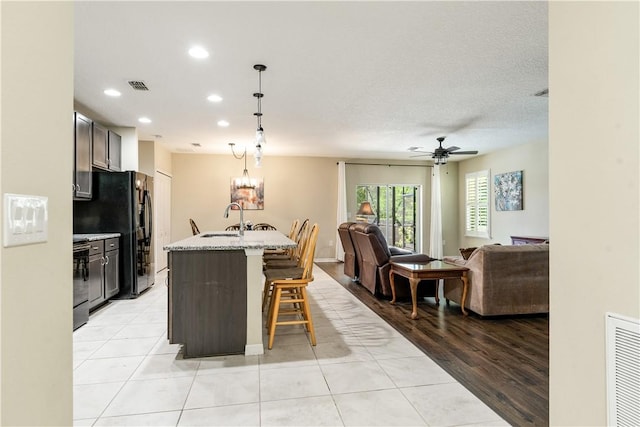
left=338, top=222, right=358, bottom=280
left=350, top=222, right=436, bottom=298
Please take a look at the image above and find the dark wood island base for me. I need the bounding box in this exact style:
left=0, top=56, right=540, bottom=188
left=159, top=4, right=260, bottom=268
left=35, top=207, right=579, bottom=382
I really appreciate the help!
left=168, top=250, right=247, bottom=358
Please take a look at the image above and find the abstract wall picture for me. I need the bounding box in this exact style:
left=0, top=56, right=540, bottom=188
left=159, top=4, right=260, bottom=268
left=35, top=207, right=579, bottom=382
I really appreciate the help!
left=494, top=171, right=523, bottom=211
left=230, top=178, right=264, bottom=210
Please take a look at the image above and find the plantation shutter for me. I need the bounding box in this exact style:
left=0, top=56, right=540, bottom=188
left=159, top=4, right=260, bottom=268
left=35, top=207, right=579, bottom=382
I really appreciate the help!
left=465, top=170, right=490, bottom=238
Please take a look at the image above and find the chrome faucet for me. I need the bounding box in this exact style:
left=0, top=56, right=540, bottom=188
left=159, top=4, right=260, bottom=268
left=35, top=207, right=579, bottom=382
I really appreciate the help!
left=223, top=202, right=244, bottom=236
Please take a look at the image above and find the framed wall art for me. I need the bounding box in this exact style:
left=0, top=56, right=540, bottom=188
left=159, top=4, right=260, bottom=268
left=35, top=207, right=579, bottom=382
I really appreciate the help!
left=230, top=178, right=264, bottom=210
left=494, top=170, right=523, bottom=211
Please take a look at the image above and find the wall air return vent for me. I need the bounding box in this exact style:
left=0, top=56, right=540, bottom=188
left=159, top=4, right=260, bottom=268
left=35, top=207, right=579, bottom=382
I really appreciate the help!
left=606, top=313, right=640, bottom=427
left=128, top=80, right=149, bottom=91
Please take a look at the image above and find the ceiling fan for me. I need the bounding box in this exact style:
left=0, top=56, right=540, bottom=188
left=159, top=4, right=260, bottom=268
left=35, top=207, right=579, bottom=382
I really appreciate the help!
left=409, top=136, right=478, bottom=165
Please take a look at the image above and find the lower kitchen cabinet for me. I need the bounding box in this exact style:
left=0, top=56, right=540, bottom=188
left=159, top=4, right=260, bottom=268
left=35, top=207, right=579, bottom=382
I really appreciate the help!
left=87, top=237, right=121, bottom=310
left=88, top=241, right=105, bottom=309
left=104, top=238, right=120, bottom=299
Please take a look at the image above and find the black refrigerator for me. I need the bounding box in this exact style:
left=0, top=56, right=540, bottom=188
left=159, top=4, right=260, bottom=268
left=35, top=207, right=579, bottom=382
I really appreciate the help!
left=74, top=171, right=154, bottom=298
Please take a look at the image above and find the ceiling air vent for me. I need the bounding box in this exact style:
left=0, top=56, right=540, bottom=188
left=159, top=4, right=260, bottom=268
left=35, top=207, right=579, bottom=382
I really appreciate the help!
left=128, top=80, right=149, bottom=91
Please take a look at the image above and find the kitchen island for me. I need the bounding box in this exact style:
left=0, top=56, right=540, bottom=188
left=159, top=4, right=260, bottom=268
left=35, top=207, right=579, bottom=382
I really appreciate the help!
left=163, top=230, right=296, bottom=357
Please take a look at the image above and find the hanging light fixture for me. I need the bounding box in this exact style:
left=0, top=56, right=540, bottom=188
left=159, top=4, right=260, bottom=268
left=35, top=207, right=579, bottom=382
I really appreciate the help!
left=434, top=155, right=448, bottom=166
left=229, top=143, right=256, bottom=189
left=253, top=64, right=267, bottom=167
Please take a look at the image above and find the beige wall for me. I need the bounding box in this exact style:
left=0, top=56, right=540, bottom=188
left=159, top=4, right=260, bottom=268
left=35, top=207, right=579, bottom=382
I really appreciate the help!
left=549, top=2, right=639, bottom=425
left=139, top=139, right=172, bottom=176
left=440, top=162, right=460, bottom=256
left=138, top=140, right=155, bottom=176
left=154, top=141, right=173, bottom=175
left=171, top=156, right=458, bottom=259
left=456, top=140, right=549, bottom=249
left=0, top=2, right=73, bottom=425
left=170, top=154, right=339, bottom=259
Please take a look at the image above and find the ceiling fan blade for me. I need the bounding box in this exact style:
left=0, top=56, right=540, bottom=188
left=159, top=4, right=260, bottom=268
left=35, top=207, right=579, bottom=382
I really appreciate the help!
left=449, top=150, right=478, bottom=155
left=445, top=146, right=461, bottom=152
left=410, top=153, right=433, bottom=158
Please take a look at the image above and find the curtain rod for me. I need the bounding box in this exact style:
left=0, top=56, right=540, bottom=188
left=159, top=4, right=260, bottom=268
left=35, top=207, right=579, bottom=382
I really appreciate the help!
left=339, top=162, right=433, bottom=168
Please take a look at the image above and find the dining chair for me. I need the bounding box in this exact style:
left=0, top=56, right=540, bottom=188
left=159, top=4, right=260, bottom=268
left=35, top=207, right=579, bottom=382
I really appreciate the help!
left=264, top=223, right=319, bottom=349
left=253, top=223, right=277, bottom=230
left=261, top=220, right=311, bottom=310
left=263, top=219, right=308, bottom=264
left=263, top=219, right=299, bottom=258
left=263, top=220, right=312, bottom=272
left=189, top=218, right=200, bottom=235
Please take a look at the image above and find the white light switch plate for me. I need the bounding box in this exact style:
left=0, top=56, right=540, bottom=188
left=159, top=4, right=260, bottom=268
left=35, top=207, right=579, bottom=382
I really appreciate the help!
left=3, top=193, right=48, bottom=247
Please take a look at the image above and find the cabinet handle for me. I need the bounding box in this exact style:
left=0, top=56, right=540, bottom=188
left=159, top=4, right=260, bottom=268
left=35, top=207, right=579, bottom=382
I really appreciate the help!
left=100, top=256, right=106, bottom=266
left=109, top=243, right=115, bottom=248
left=105, top=255, right=109, bottom=265
left=92, top=246, right=99, bottom=250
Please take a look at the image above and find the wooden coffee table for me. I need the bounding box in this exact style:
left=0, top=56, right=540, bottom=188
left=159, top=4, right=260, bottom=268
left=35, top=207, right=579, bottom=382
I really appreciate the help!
left=389, top=261, right=469, bottom=318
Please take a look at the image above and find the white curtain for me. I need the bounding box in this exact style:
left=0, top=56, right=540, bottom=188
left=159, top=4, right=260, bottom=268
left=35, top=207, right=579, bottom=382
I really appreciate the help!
left=336, top=161, right=347, bottom=261
left=429, top=164, right=443, bottom=259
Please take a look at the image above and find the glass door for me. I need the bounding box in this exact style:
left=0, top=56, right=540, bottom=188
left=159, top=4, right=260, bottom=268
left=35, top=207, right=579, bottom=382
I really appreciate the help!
left=356, top=184, right=420, bottom=251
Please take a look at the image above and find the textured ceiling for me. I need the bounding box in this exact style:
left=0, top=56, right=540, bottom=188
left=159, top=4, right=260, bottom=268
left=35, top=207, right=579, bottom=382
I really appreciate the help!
left=74, top=1, right=548, bottom=161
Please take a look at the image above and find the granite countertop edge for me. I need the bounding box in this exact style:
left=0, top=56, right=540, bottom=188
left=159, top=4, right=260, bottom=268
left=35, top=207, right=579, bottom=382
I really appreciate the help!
left=73, top=233, right=121, bottom=242
left=164, top=230, right=296, bottom=252
left=164, top=242, right=295, bottom=251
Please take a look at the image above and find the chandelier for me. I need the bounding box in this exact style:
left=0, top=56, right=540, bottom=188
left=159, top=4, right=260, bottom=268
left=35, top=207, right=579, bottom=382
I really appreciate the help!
left=253, top=64, right=266, bottom=167
left=229, top=143, right=256, bottom=189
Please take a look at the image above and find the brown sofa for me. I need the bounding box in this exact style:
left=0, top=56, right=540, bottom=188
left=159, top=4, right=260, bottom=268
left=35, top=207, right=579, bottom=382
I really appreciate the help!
left=347, top=222, right=436, bottom=298
left=443, top=244, right=549, bottom=316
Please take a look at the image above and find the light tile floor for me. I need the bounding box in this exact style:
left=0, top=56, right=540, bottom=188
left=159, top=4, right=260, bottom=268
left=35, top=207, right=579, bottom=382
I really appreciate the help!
left=73, top=266, right=509, bottom=426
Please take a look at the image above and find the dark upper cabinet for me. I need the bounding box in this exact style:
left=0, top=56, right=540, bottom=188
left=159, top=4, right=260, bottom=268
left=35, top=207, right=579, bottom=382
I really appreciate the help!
left=92, top=122, right=108, bottom=170
left=107, top=131, right=122, bottom=171
left=74, top=112, right=92, bottom=200
left=92, top=124, right=121, bottom=172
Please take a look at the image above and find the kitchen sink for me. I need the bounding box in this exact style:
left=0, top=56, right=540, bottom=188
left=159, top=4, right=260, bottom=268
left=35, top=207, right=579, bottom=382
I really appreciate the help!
left=200, top=233, right=239, bottom=238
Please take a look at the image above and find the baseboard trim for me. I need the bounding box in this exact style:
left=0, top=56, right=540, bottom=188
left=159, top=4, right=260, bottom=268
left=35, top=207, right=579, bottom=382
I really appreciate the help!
left=315, top=258, right=339, bottom=263
left=245, top=344, right=264, bottom=355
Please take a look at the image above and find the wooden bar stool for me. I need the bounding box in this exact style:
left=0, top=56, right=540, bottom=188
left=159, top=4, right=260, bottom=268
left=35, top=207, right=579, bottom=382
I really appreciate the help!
left=265, top=223, right=319, bottom=349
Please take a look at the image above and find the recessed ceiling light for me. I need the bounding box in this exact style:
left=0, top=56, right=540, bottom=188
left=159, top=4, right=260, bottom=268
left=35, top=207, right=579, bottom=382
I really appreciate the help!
left=104, top=88, right=121, bottom=97
left=207, top=94, right=223, bottom=103
left=138, top=117, right=152, bottom=124
left=188, top=46, right=209, bottom=59
left=217, top=120, right=230, bottom=127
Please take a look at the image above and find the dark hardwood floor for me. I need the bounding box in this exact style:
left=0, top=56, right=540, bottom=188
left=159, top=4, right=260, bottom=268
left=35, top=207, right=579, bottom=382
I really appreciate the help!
left=317, top=262, right=549, bottom=427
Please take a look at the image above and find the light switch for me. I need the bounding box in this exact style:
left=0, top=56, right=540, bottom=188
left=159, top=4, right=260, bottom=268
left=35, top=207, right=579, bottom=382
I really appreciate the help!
left=3, top=193, right=48, bottom=247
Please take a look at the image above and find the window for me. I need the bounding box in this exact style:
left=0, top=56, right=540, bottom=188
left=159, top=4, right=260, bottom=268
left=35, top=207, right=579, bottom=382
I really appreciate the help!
left=465, top=170, right=490, bottom=238
left=356, top=185, right=420, bottom=251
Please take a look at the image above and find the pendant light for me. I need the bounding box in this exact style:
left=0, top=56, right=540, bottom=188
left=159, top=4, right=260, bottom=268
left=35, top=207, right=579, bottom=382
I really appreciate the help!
left=229, top=143, right=255, bottom=189
left=253, top=64, right=266, bottom=167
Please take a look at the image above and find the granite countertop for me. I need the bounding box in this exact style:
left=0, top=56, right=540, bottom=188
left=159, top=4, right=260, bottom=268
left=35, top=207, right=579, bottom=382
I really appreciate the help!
left=73, top=233, right=121, bottom=243
left=164, top=230, right=296, bottom=251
